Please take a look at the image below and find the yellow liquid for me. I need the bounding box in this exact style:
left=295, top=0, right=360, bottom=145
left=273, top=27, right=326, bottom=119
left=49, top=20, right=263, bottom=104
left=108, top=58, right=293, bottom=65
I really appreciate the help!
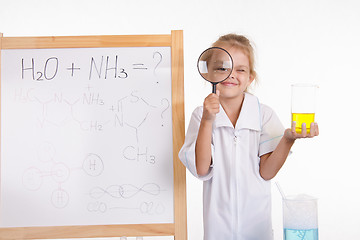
left=292, top=113, right=315, bottom=133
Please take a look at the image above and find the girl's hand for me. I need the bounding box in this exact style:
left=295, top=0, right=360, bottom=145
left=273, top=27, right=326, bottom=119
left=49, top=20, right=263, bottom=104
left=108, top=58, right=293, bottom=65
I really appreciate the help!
left=202, top=90, right=220, bottom=123
left=284, top=121, right=319, bottom=141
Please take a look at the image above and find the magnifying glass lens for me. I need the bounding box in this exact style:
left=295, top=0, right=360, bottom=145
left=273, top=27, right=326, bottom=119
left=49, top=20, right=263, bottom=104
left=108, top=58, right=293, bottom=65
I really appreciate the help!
left=197, top=47, right=233, bottom=84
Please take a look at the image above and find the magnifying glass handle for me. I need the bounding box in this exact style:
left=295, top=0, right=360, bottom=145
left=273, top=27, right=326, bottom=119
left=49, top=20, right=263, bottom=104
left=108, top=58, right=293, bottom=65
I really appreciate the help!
left=212, top=83, right=216, bottom=94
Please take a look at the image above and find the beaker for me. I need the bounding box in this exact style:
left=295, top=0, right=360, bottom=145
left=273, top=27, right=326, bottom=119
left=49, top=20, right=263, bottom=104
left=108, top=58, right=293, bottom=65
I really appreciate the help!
left=283, top=194, right=318, bottom=240
left=291, top=84, right=318, bottom=133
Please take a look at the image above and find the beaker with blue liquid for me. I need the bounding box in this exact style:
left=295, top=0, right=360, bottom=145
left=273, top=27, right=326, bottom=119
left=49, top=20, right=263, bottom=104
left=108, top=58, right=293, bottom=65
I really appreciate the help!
left=283, top=194, right=318, bottom=240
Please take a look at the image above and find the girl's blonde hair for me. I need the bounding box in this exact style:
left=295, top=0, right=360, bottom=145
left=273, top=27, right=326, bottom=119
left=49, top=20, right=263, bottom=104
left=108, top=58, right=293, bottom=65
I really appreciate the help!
left=212, top=34, right=258, bottom=88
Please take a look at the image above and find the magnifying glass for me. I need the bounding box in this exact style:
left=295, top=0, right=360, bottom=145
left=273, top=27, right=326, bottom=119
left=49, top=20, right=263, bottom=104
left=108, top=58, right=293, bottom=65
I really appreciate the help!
left=197, top=47, right=233, bottom=93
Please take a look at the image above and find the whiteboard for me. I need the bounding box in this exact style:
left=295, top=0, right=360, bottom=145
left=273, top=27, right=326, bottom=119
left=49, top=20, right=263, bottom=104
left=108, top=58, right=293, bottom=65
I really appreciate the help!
left=0, top=47, right=174, bottom=227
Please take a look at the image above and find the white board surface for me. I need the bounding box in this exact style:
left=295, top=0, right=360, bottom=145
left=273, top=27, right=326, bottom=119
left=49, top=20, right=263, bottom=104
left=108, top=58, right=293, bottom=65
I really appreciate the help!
left=0, top=47, right=174, bottom=227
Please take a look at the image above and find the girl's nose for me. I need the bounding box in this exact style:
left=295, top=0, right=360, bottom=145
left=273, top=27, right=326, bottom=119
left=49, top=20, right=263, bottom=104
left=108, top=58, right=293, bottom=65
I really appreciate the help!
left=229, top=71, right=236, bottom=79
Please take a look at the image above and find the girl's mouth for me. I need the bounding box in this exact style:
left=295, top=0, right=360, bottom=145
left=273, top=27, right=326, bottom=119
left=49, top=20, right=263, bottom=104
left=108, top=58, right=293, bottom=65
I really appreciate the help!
left=221, top=81, right=237, bottom=86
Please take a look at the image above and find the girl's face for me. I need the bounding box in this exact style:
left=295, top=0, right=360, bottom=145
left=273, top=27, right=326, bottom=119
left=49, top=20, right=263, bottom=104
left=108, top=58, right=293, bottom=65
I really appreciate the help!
left=216, top=44, right=254, bottom=100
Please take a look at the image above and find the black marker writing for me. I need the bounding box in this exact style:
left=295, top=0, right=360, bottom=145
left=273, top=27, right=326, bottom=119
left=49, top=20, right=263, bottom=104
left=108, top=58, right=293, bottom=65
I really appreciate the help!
left=89, top=56, right=103, bottom=80
left=133, top=63, right=147, bottom=70
left=66, top=63, right=81, bottom=77
left=22, top=58, right=35, bottom=80
left=153, top=52, right=162, bottom=76
left=43, top=57, right=58, bottom=80
left=89, top=55, right=128, bottom=80
left=105, top=55, right=118, bottom=79
left=21, top=57, right=58, bottom=81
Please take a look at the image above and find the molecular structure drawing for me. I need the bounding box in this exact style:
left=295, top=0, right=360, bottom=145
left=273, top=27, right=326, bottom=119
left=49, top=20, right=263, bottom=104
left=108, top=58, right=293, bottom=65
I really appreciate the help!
left=22, top=142, right=105, bottom=209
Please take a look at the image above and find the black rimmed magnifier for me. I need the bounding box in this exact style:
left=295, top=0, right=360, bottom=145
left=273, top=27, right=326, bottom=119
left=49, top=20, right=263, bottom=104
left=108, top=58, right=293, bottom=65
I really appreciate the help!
left=197, top=47, right=234, bottom=93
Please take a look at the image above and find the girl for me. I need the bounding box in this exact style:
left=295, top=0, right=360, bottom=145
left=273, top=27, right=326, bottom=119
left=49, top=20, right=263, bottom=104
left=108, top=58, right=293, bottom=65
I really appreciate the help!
left=178, top=34, right=319, bottom=240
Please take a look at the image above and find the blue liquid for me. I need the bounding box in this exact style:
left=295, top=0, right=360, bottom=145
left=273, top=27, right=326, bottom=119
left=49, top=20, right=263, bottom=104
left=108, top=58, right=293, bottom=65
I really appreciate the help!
left=284, top=228, right=318, bottom=240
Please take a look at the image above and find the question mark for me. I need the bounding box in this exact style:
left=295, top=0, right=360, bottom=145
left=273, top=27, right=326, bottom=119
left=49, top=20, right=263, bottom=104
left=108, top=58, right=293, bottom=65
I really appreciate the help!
left=153, top=51, right=163, bottom=77
left=161, top=98, right=170, bottom=119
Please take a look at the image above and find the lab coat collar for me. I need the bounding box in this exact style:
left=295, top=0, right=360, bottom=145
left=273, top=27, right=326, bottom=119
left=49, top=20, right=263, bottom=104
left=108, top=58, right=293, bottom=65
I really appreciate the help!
left=214, top=92, right=261, bottom=131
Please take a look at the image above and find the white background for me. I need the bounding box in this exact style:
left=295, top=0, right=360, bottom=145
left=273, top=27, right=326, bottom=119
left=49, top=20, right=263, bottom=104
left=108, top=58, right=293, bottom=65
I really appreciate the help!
left=1, top=0, right=360, bottom=239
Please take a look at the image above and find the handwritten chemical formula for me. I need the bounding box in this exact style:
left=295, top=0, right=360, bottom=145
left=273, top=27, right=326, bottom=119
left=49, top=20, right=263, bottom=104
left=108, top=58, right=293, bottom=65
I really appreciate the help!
left=20, top=52, right=164, bottom=81
left=1, top=47, right=174, bottom=227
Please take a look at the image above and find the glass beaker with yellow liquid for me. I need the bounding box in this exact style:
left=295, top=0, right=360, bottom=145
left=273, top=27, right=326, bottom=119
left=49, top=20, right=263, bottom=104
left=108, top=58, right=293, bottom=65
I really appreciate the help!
left=291, top=84, right=318, bottom=133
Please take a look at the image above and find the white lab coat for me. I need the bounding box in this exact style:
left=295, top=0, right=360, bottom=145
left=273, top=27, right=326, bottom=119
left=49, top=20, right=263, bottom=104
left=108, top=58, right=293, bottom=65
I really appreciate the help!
left=179, top=93, right=284, bottom=240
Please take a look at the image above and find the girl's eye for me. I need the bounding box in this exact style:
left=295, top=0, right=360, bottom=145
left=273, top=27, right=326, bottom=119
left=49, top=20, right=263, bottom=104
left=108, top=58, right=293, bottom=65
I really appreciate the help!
left=215, top=67, right=230, bottom=72
left=237, top=69, right=246, bottom=72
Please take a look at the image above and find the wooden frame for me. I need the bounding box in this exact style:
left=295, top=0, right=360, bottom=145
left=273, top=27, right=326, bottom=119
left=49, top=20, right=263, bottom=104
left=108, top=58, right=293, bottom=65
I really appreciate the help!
left=0, top=30, right=186, bottom=240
